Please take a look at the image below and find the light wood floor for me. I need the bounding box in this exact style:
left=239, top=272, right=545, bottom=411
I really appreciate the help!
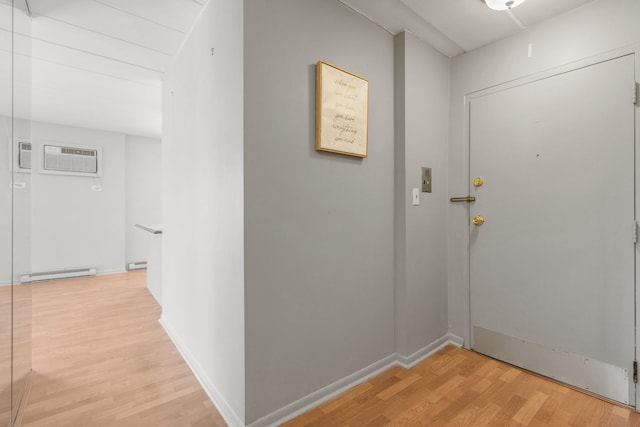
left=19, top=271, right=640, bottom=426
left=21, top=271, right=226, bottom=427
left=284, top=345, right=640, bottom=426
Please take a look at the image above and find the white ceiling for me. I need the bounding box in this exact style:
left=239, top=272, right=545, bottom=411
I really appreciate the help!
left=339, top=0, right=596, bottom=56
left=4, top=0, right=599, bottom=138
left=9, top=0, right=206, bottom=138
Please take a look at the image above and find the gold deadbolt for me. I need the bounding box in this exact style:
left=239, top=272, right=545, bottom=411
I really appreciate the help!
left=473, top=177, right=484, bottom=187
left=472, top=215, right=485, bottom=226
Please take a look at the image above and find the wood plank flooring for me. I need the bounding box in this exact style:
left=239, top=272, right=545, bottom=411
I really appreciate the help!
left=19, top=270, right=640, bottom=426
left=21, top=271, right=226, bottom=427
left=284, top=345, right=640, bottom=426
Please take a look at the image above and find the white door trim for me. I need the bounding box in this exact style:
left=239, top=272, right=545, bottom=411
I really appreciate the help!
left=457, top=43, right=640, bottom=407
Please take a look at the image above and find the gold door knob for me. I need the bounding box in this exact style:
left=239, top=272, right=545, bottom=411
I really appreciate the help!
left=473, top=177, right=484, bottom=187
left=472, top=215, right=485, bottom=226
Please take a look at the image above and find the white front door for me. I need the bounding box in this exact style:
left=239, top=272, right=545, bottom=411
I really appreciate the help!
left=469, top=55, right=636, bottom=405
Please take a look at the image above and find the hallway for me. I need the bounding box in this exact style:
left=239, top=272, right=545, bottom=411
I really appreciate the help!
left=20, top=271, right=225, bottom=427
left=15, top=270, right=640, bottom=425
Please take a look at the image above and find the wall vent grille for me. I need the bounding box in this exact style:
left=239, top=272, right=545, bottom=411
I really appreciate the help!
left=18, top=142, right=31, bottom=169
left=44, top=144, right=98, bottom=174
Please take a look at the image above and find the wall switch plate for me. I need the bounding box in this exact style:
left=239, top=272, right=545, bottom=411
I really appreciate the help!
left=92, top=185, right=103, bottom=192
left=412, top=188, right=420, bottom=206
left=422, top=167, right=432, bottom=193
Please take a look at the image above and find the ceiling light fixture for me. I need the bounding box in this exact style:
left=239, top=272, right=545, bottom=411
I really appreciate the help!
left=483, top=0, right=527, bottom=11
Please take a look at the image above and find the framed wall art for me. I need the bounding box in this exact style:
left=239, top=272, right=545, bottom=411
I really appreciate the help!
left=315, top=61, right=369, bottom=158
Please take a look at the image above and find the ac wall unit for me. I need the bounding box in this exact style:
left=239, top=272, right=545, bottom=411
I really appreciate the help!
left=43, top=144, right=101, bottom=176
left=44, top=145, right=98, bottom=173
left=18, top=141, right=31, bottom=170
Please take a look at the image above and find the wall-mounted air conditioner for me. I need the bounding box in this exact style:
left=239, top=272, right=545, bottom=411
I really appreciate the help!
left=18, top=141, right=31, bottom=170
left=41, top=142, right=103, bottom=177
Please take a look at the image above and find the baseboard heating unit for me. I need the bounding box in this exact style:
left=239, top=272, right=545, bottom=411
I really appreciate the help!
left=127, top=261, right=147, bottom=271
left=20, top=266, right=97, bottom=284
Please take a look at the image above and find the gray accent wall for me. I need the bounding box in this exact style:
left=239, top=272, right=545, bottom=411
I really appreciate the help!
left=394, top=32, right=450, bottom=358
left=244, top=0, right=395, bottom=422
left=161, top=0, right=454, bottom=423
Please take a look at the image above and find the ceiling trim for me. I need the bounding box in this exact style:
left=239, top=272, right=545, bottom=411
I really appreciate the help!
left=34, top=14, right=175, bottom=57
left=170, top=0, right=209, bottom=66
left=31, top=52, right=161, bottom=88
left=338, top=0, right=464, bottom=57
left=337, top=1, right=394, bottom=36
left=28, top=31, right=166, bottom=73
left=92, top=0, right=186, bottom=35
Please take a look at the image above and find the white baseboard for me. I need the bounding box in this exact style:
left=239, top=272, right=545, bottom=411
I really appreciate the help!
left=447, top=332, right=464, bottom=347
left=396, top=333, right=463, bottom=369
left=247, top=353, right=398, bottom=427
left=159, top=316, right=245, bottom=427
left=97, top=268, right=128, bottom=276
left=247, top=333, right=464, bottom=427
left=160, top=328, right=464, bottom=427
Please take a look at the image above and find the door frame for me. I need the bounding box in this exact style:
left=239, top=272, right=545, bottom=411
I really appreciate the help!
left=458, top=45, right=640, bottom=407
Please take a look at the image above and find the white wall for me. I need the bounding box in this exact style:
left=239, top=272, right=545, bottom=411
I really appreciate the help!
left=14, top=121, right=161, bottom=279
left=394, top=31, right=450, bottom=358
left=31, top=121, right=127, bottom=275
left=161, top=0, right=245, bottom=424
left=125, top=135, right=162, bottom=264
left=448, top=0, right=640, bottom=344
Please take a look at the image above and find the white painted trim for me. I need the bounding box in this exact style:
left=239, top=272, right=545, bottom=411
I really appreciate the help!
left=159, top=316, right=244, bottom=427
left=448, top=333, right=465, bottom=347
left=97, top=268, right=128, bottom=276
left=396, top=333, right=463, bottom=368
left=248, top=354, right=397, bottom=427
left=158, top=327, right=462, bottom=427
left=467, top=45, right=637, bottom=100
left=632, top=42, right=639, bottom=411
left=462, top=43, right=640, bottom=353
left=462, top=44, right=640, bottom=407
left=169, top=0, right=210, bottom=66
left=248, top=333, right=463, bottom=427
left=336, top=1, right=464, bottom=57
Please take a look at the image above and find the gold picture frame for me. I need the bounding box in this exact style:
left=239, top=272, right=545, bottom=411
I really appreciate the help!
left=315, top=61, right=369, bottom=158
